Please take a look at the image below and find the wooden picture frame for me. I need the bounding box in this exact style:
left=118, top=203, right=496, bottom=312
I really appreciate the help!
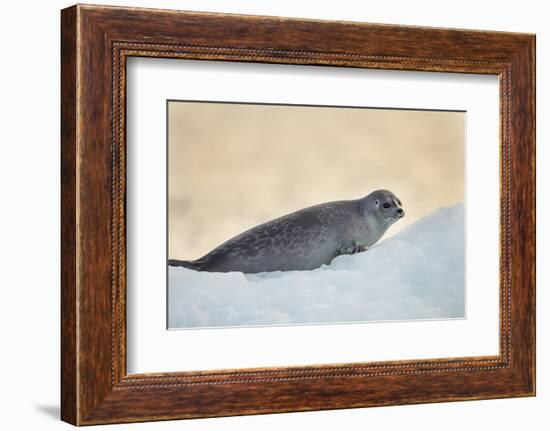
left=61, top=4, right=535, bottom=425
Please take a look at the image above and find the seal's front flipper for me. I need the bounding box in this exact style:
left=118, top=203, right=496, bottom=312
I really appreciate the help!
left=338, top=244, right=367, bottom=256
left=356, top=245, right=368, bottom=254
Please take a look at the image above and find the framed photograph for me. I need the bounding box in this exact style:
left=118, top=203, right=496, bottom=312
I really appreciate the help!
left=61, top=4, right=535, bottom=425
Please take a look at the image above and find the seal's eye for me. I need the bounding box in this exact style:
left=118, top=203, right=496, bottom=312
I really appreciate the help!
left=382, top=202, right=391, bottom=209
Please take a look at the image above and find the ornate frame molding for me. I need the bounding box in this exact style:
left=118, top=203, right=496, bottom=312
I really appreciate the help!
left=61, top=5, right=535, bottom=425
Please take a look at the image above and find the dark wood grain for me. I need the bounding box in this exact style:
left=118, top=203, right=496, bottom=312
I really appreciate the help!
left=61, top=4, right=535, bottom=425
left=60, top=5, right=77, bottom=425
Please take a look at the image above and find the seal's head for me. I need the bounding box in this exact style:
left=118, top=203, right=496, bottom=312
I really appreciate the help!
left=361, top=189, right=405, bottom=229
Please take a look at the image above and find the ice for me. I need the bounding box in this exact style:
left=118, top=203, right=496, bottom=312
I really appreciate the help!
left=168, top=203, right=465, bottom=329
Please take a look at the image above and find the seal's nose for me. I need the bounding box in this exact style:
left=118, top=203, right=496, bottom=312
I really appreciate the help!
left=397, top=208, right=404, bottom=217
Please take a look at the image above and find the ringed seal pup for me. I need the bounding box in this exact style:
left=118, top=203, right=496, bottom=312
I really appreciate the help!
left=169, top=189, right=404, bottom=274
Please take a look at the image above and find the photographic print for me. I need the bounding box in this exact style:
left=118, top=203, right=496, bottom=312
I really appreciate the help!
left=167, top=101, right=465, bottom=329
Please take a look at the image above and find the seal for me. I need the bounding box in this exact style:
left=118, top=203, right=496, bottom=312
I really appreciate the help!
left=169, top=189, right=404, bottom=274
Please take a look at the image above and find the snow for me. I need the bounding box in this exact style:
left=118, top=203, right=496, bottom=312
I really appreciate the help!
left=168, top=203, right=465, bottom=329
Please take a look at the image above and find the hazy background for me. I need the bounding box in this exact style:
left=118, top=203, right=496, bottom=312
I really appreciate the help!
left=168, top=101, right=465, bottom=260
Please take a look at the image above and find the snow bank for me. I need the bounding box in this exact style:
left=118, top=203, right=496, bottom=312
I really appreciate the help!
left=168, top=204, right=465, bottom=329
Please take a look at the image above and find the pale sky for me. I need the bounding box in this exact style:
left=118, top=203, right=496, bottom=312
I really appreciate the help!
left=168, top=101, right=465, bottom=260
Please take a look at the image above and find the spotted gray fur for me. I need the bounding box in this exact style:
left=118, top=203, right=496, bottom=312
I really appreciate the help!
left=169, top=189, right=404, bottom=273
